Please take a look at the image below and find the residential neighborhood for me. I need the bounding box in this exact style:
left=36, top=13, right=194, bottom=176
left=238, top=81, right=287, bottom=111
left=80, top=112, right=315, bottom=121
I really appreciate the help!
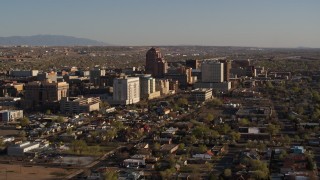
left=1, top=45, right=320, bottom=180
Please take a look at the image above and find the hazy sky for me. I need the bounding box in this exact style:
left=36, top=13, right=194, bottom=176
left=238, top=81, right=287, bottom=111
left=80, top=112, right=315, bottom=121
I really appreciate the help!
left=1, top=0, right=320, bottom=47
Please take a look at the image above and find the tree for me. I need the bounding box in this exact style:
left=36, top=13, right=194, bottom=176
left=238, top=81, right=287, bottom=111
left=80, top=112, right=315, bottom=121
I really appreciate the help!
left=190, top=135, right=197, bottom=144
left=207, top=99, right=222, bottom=108
left=230, top=131, right=241, bottom=141
left=249, top=159, right=269, bottom=179
left=312, top=108, right=320, bottom=120
left=71, top=140, right=87, bottom=154
left=239, top=118, right=250, bottom=126
left=208, top=173, right=219, bottom=180
left=279, top=150, right=287, bottom=160
left=252, top=170, right=268, bottom=180
left=100, top=101, right=110, bottom=109
left=112, top=121, right=124, bottom=130
left=105, top=129, right=117, bottom=142
left=55, top=116, right=65, bottom=123
left=160, top=168, right=175, bottom=179
left=90, top=145, right=101, bottom=156
left=266, top=124, right=280, bottom=136
left=205, top=113, right=214, bottom=123
left=306, top=154, right=316, bottom=170
left=19, top=117, right=30, bottom=127
left=312, top=90, right=320, bottom=102
left=153, top=142, right=161, bottom=150
left=46, top=109, right=52, bottom=115
left=210, top=130, right=220, bottom=139
left=282, top=135, right=291, bottom=145
left=265, top=81, right=274, bottom=89
left=66, top=128, right=73, bottom=135
left=178, top=143, right=185, bottom=150
left=104, top=169, right=118, bottom=180
left=224, top=168, right=232, bottom=177
left=220, top=124, right=231, bottom=134
left=177, top=98, right=188, bottom=107
left=198, top=145, right=207, bottom=153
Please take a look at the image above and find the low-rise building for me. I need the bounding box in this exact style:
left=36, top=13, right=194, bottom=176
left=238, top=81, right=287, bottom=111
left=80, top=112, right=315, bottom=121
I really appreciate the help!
left=0, top=110, right=23, bottom=123
left=60, top=96, right=100, bottom=114
left=194, top=81, right=231, bottom=92
left=123, top=157, right=146, bottom=168
left=190, top=88, right=213, bottom=102
left=0, top=97, right=21, bottom=107
left=7, top=141, right=40, bottom=156
left=9, top=70, right=39, bottom=77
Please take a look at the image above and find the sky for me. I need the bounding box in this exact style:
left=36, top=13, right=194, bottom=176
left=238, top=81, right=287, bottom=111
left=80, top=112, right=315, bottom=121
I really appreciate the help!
left=1, top=0, right=320, bottom=48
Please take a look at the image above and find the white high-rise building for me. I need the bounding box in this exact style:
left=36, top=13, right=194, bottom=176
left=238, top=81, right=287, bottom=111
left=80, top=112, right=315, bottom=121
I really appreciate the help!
left=201, top=61, right=224, bottom=83
left=138, top=74, right=161, bottom=100
left=113, top=77, right=140, bottom=105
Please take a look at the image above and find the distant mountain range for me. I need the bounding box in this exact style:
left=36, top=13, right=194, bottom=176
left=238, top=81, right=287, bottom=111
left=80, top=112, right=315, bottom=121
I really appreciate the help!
left=0, top=35, right=109, bottom=46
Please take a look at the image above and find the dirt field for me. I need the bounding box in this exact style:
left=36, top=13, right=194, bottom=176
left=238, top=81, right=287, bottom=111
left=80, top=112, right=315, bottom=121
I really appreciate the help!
left=0, top=164, right=76, bottom=180
left=0, top=129, right=19, bottom=137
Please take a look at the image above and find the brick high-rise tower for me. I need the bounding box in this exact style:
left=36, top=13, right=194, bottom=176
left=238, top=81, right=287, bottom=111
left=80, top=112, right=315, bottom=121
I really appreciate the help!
left=145, top=47, right=168, bottom=78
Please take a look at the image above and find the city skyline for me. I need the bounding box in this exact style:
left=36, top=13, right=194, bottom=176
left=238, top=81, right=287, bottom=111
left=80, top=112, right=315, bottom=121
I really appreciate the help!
left=1, top=0, right=320, bottom=48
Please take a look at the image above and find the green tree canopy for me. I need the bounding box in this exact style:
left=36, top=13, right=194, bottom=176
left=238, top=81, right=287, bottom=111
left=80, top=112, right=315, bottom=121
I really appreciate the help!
left=19, top=117, right=30, bottom=127
left=71, top=140, right=87, bottom=154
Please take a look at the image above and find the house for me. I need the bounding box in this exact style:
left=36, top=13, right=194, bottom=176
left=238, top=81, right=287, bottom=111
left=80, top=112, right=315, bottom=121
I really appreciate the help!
left=212, top=146, right=226, bottom=155
left=160, top=144, right=179, bottom=154
left=161, top=127, right=178, bottom=138
left=192, top=150, right=214, bottom=160
left=59, top=133, right=77, bottom=142
left=281, top=154, right=308, bottom=174
left=159, top=138, right=172, bottom=144
left=123, top=159, right=146, bottom=168
left=291, top=146, right=306, bottom=154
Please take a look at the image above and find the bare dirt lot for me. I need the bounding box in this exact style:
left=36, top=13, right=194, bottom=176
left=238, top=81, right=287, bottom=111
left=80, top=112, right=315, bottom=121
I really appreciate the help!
left=0, top=129, right=19, bottom=137
left=0, top=163, right=75, bottom=180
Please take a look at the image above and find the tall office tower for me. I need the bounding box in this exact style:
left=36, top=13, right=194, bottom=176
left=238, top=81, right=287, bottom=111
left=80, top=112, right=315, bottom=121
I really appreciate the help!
left=155, top=79, right=170, bottom=95
left=219, top=60, right=231, bottom=81
left=145, top=47, right=168, bottom=78
left=201, top=61, right=224, bottom=83
left=90, top=66, right=106, bottom=86
left=113, top=77, right=140, bottom=105
left=138, top=74, right=160, bottom=100
left=24, top=80, right=69, bottom=108
left=186, top=59, right=201, bottom=69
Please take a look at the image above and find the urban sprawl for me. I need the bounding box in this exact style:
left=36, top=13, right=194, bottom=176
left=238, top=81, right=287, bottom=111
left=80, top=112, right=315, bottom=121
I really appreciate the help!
left=0, top=46, right=320, bottom=179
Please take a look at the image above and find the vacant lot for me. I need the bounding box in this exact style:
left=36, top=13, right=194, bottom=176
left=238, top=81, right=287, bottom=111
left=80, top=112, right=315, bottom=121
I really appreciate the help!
left=0, top=129, right=19, bottom=137
left=0, top=164, right=75, bottom=180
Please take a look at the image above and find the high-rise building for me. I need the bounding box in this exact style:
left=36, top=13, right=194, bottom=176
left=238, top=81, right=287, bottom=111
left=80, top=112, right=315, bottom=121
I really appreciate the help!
left=186, top=59, right=201, bottom=69
left=165, top=67, right=196, bottom=88
left=201, top=61, right=224, bottom=83
left=138, top=75, right=161, bottom=100
left=219, top=60, right=231, bottom=81
left=155, top=79, right=170, bottom=95
left=37, top=71, right=58, bottom=82
left=24, top=80, right=69, bottom=109
left=113, top=77, right=140, bottom=105
left=90, top=66, right=106, bottom=86
left=0, top=82, right=23, bottom=97
left=145, top=47, right=168, bottom=78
